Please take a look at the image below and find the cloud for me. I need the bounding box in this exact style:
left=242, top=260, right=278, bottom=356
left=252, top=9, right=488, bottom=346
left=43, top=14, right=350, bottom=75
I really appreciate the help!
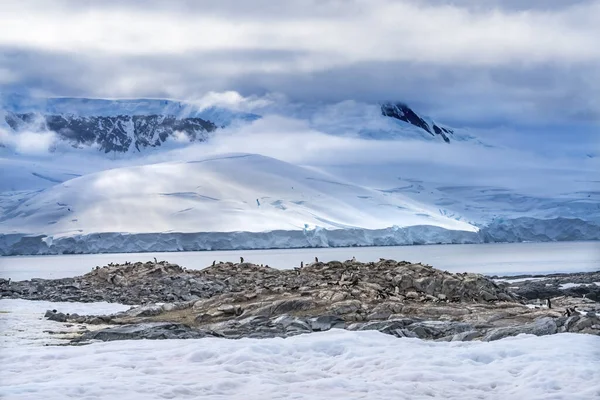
left=130, top=113, right=598, bottom=198
left=3, top=1, right=599, bottom=64
left=0, top=0, right=599, bottom=127
left=191, top=91, right=279, bottom=112
left=0, top=127, right=58, bottom=155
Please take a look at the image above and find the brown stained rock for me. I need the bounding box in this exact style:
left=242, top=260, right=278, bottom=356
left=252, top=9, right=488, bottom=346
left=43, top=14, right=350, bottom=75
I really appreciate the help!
left=7, top=259, right=599, bottom=343
left=328, top=300, right=362, bottom=315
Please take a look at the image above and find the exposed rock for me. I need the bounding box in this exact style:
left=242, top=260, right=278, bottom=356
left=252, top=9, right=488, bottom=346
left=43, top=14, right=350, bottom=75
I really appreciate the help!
left=5, top=112, right=217, bottom=153
left=74, top=323, right=212, bottom=342
left=309, top=316, right=346, bottom=331
left=4, top=259, right=599, bottom=344
left=44, top=310, right=68, bottom=323
left=482, top=317, right=557, bottom=341
left=380, top=102, right=453, bottom=143
left=494, top=271, right=600, bottom=302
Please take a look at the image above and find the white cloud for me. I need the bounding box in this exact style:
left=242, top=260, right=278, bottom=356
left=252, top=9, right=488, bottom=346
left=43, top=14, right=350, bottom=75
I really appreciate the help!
left=0, top=128, right=57, bottom=155
left=1, top=1, right=599, bottom=67
left=0, top=1, right=599, bottom=127
left=191, top=91, right=278, bottom=112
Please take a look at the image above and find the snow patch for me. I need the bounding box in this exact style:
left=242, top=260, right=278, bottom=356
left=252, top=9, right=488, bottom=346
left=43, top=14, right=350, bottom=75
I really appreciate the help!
left=0, top=299, right=131, bottom=347
left=559, top=282, right=600, bottom=290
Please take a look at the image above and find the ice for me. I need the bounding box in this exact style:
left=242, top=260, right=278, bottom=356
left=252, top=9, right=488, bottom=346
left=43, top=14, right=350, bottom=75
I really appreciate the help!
left=2, top=217, right=599, bottom=256
left=0, top=321, right=598, bottom=399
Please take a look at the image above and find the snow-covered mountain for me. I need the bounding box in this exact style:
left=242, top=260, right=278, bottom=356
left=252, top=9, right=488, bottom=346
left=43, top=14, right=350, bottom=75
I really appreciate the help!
left=1, top=94, right=472, bottom=155
left=0, top=153, right=477, bottom=236
left=381, top=103, right=455, bottom=143
left=0, top=92, right=598, bottom=255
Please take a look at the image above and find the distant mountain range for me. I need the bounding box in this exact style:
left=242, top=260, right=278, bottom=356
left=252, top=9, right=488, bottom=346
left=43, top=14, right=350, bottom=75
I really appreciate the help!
left=1, top=94, right=468, bottom=153
left=5, top=113, right=217, bottom=153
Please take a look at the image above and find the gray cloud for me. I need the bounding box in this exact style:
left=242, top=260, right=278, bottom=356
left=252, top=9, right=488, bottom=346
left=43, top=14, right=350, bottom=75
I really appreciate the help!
left=0, top=0, right=599, bottom=128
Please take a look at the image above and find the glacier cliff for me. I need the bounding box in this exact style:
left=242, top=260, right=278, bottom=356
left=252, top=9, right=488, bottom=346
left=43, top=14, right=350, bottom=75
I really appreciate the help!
left=1, top=218, right=598, bottom=256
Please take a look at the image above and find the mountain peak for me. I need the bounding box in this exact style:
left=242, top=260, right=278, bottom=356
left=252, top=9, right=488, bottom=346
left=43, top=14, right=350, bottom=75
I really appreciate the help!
left=381, top=102, right=454, bottom=143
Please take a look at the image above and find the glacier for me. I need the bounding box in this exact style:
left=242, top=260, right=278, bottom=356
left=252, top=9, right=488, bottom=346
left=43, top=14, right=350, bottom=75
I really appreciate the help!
left=1, top=217, right=599, bottom=256
left=1, top=93, right=598, bottom=255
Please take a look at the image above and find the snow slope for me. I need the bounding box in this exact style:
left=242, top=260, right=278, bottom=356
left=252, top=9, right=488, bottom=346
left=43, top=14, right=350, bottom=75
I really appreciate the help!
left=1, top=299, right=599, bottom=400
left=1, top=93, right=598, bottom=254
left=0, top=153, right=477, bottom=237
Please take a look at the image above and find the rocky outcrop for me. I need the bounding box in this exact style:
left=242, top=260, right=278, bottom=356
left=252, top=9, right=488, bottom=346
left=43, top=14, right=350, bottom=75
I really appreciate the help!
left=1, top=259, right=519, bottom=305
left=1, top=261, right=224, bottom=304
left=45, top=295, right=600, bottom=343
left=3, top=259, right=599, bottom=344
left=4, top=112, right=217, bottom=153
left=494, top=271, right=600, bottom=302
left=381, top=102, right=454, bottom=143
left=75, top=323, right=213, bottom=342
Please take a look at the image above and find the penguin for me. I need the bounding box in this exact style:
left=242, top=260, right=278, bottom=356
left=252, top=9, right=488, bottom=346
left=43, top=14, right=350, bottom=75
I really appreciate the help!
left=153, top=257, right=157, bottom=263
left=351, top=256, right=356, bottom=262
left=212, top=260, right=216, bottom=267
left=546, top=298, right=552, bottom=309
left=315, top=257, right=319, bottom=263
left=565, top=307, right=574, bottom=317
left=300, top=261, right=304, bottom=268
left=240, top=256, right=244, bottom=263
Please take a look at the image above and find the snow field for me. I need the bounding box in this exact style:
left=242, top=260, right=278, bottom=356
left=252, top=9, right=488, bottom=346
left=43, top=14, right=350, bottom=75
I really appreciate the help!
left=1, top=329, right=599, bottom=400
left=0, top=153, right=477, bottom=236
left=1, top=299, right=599, bottom=400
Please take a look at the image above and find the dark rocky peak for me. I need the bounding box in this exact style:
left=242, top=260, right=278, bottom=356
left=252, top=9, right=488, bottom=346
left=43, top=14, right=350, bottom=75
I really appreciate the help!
left=381, top=102, right=454, bottom=143
left=4, top=112, right=217, bottom=153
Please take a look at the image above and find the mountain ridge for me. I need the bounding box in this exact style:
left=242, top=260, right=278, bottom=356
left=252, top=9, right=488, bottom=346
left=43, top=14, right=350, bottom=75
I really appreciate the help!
left=1, top=94, right=469, bottom=154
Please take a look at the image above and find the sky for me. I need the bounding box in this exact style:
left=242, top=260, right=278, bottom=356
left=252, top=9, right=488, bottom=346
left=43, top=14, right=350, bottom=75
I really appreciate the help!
left=0, top=0, right=599, bottom=131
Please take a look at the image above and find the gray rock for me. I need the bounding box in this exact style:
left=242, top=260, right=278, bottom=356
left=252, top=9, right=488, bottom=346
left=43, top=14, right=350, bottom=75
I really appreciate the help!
left=309, top=315, right=345, bottom=331
left=483, top=317, right=558, bottom=341
left=450, top=330, right=482, bottom=342
left=406, top=321, right=474, bottom=340
left=250, top=298, right=314, bottom=317
left=328, top=300, right=362, bottom=315
left=77, top=323, right=210, bottom=342
left=44, top=310, right=67, bottom=322
left=124, top=305, right=163, bottom=317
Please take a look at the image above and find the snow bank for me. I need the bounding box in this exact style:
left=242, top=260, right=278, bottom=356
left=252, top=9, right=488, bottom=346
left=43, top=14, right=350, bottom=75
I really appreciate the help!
left=1, top=217, right=598, bottom=255
left=1, top=326, right=599, bottom=400
left=0, top=299, right=131, bottom=346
